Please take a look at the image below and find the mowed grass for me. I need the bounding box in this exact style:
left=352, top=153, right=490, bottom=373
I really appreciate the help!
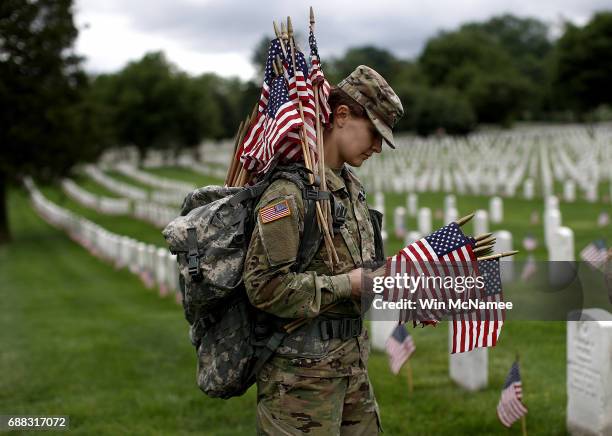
left=1, top=187, right=568, bottom=435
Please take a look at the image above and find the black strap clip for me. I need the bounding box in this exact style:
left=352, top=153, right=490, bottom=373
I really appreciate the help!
left=341, top=318, right=362, bottom=340
left=186, top=227, right=202, bottom=281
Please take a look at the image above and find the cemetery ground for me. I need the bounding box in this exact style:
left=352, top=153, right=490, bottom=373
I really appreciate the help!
left=5, top=164, right=601, bottom=435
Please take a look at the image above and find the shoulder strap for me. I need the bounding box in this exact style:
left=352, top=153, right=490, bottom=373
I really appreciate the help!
left=270, top=166, right=330, bottom=273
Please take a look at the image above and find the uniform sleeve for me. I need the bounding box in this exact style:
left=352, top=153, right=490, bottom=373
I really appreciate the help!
left=243, top=180, right=353, bottom=319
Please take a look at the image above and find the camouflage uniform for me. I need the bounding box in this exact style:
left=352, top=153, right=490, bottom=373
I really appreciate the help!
left=243, top=65, right=404, bottom=436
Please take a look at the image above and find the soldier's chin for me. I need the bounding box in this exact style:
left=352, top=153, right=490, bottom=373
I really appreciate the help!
left=349, top=156, right=367, bottom=167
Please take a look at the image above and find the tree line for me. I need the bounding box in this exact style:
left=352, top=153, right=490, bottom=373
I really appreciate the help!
left=1, top=1, right=611, bottom=243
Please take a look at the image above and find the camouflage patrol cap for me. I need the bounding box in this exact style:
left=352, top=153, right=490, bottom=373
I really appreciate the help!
left=338, top=65, right=404, bottom=148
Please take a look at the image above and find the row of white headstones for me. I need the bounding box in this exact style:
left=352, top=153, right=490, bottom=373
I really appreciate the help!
left=61, top=178, right=178, bottom=228
left=354, top=125, right=612, bottom=202
left=25, top=178, right=182, bottom=304
left=374, top=191, right=576, bottom=261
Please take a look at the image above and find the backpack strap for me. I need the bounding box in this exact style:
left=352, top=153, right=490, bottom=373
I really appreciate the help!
left=269, top=166, right=330, bottom=273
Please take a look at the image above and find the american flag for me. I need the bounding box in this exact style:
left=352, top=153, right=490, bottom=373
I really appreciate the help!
left=450, top=258, right=505, bottom=354
left=239, top=39, right=304, bottom=172
left=580, top=239, right=608, bottom=271
left=497, top=361, right=528, bottom=428
left=308, top=28, right=331, bottom=124
left=385, top=324, right=416, bottom=375
left=522, top=234, right=537, bottom=252
left=384, top=222, right=478, bottom=323
left=283, top=42, right=317, bottom=155
left=259, top=200, right=291, bottom=224
left=520, top=254, right=537, bottom=281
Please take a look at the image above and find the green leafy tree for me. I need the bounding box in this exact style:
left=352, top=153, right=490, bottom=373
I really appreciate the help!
left=553, top=12, right=612, bottom=113
left=0, top=0, right=103, bottom=243
left=328, top=46, right=400, bottom=85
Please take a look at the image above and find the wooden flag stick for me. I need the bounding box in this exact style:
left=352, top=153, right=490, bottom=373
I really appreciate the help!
left=405, top=361, right=414, bottom=394
left=455, top=212, right=475, bottom=227
left=477, top=250, right=519, bottom=261
left=475, top=236, right=496, bottom=247
left=272, top=21, right=288, bottom=58
left=475, top=232, right=493, bottom=242
left=287, top=15, right=338, bottom=266
left=310, top=7, right=332, bottom=229
left=225, top=120, right=244, bottom=186
left=516, top=352, right=528, bottom=436
left=229, top=118, right=253, bottom=187
left=473, top=244, right=495, bottom=254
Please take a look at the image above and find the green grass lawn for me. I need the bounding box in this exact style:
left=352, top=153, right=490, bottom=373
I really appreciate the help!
left=1, top=188, right=569, bottom=435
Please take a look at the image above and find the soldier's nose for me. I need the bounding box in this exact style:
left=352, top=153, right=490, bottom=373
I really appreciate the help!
left=372, top=138, right=382, bottom=153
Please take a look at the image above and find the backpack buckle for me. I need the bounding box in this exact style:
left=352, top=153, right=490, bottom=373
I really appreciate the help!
left=188, top=253, right=200, bottom=278
left=341, top=318, right=362, bottom=340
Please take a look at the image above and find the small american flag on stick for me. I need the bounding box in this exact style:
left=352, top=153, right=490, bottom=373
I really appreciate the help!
left=580, top=239, right=608, bottom=271
left=497, top=361, right=528, bottom=428
left=239, top=38, right=304, bottom=173
left=385, top=324, right=416, bottom=375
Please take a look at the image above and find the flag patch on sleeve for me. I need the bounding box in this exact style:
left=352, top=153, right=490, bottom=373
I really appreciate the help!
left=259, top=199, right=291, bottom=224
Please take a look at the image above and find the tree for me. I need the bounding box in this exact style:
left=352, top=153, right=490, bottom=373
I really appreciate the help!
left=553, top=12, right=612, bottom=113
left=328, top=46, right=400, bottom=85
left=419, top=27, right=533, bottom=125
left=0, top=0, right=103, bottom=244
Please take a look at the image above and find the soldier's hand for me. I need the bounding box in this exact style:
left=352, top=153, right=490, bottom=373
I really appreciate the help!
left=348, top=268, right=363, bottom=301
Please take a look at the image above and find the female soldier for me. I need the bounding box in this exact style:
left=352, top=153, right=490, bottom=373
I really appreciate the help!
left=243, top=65, right=404, bottom=435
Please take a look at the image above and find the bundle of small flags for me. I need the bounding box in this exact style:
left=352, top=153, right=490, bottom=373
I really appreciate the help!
left=497, top=361, right=528, bottom=428
left=237, top=18, right=331, bottom=175
left=383, top=213, right=515, bottom=354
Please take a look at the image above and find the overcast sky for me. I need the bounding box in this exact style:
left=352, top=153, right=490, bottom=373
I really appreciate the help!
left=74, top=0, right=611, bottom=81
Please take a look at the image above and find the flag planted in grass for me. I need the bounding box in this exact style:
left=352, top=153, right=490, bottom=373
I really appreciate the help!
left=497, top=361, right=528, bottom=428
left=580, top=239, right=608, bottom=271
left=385, top=324, right=415, bottom=375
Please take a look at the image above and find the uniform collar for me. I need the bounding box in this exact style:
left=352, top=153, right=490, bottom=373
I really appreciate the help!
left=325, top=165, right=348, bottom=193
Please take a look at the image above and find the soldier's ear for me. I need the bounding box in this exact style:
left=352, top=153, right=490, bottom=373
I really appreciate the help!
left=335, top=105, right=350, bottom=128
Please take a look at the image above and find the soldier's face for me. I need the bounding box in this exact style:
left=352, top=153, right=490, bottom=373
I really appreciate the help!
left=337, top=114, right=383, bottom=167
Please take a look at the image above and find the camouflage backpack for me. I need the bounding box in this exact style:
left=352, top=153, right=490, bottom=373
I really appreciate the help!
left=162, top=163, right=329, bottom=399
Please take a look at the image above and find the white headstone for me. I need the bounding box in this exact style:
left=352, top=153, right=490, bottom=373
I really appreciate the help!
left=550, top=227, right=575, bottom=262
left=444, top=207, right=458, bottom=225
left=407, top=193, right=418, bottom=217
left=374, top=191, right=385, bottom=214
left=394, top=207, right=407, bottom=238
left=444, top=195, right=456, bottom=214
left=523, top=179, right=534, bottom=200
left=371, top=319, right=399, bottom=352
left=137, top=242, right=147, bottom=273
left=545, top=208, right=562, bottom=251
left=546, top=195, right=559, bottom=212
left=418, top=208, right=432, bottom=235
left=473, top=210, right=489, bottom=236
left=585, top=184, right=598, bottom=203
left=489, top=197, right=503, bottom=224
left=494, top=230, right=514, bottom=283
left=567, top=309, right=612, bottom=436
left=449, top=326, right=488, bottom=391
left=564, top=180, right=576, bottom=202
left=156, top=248, right=168, bottom=295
